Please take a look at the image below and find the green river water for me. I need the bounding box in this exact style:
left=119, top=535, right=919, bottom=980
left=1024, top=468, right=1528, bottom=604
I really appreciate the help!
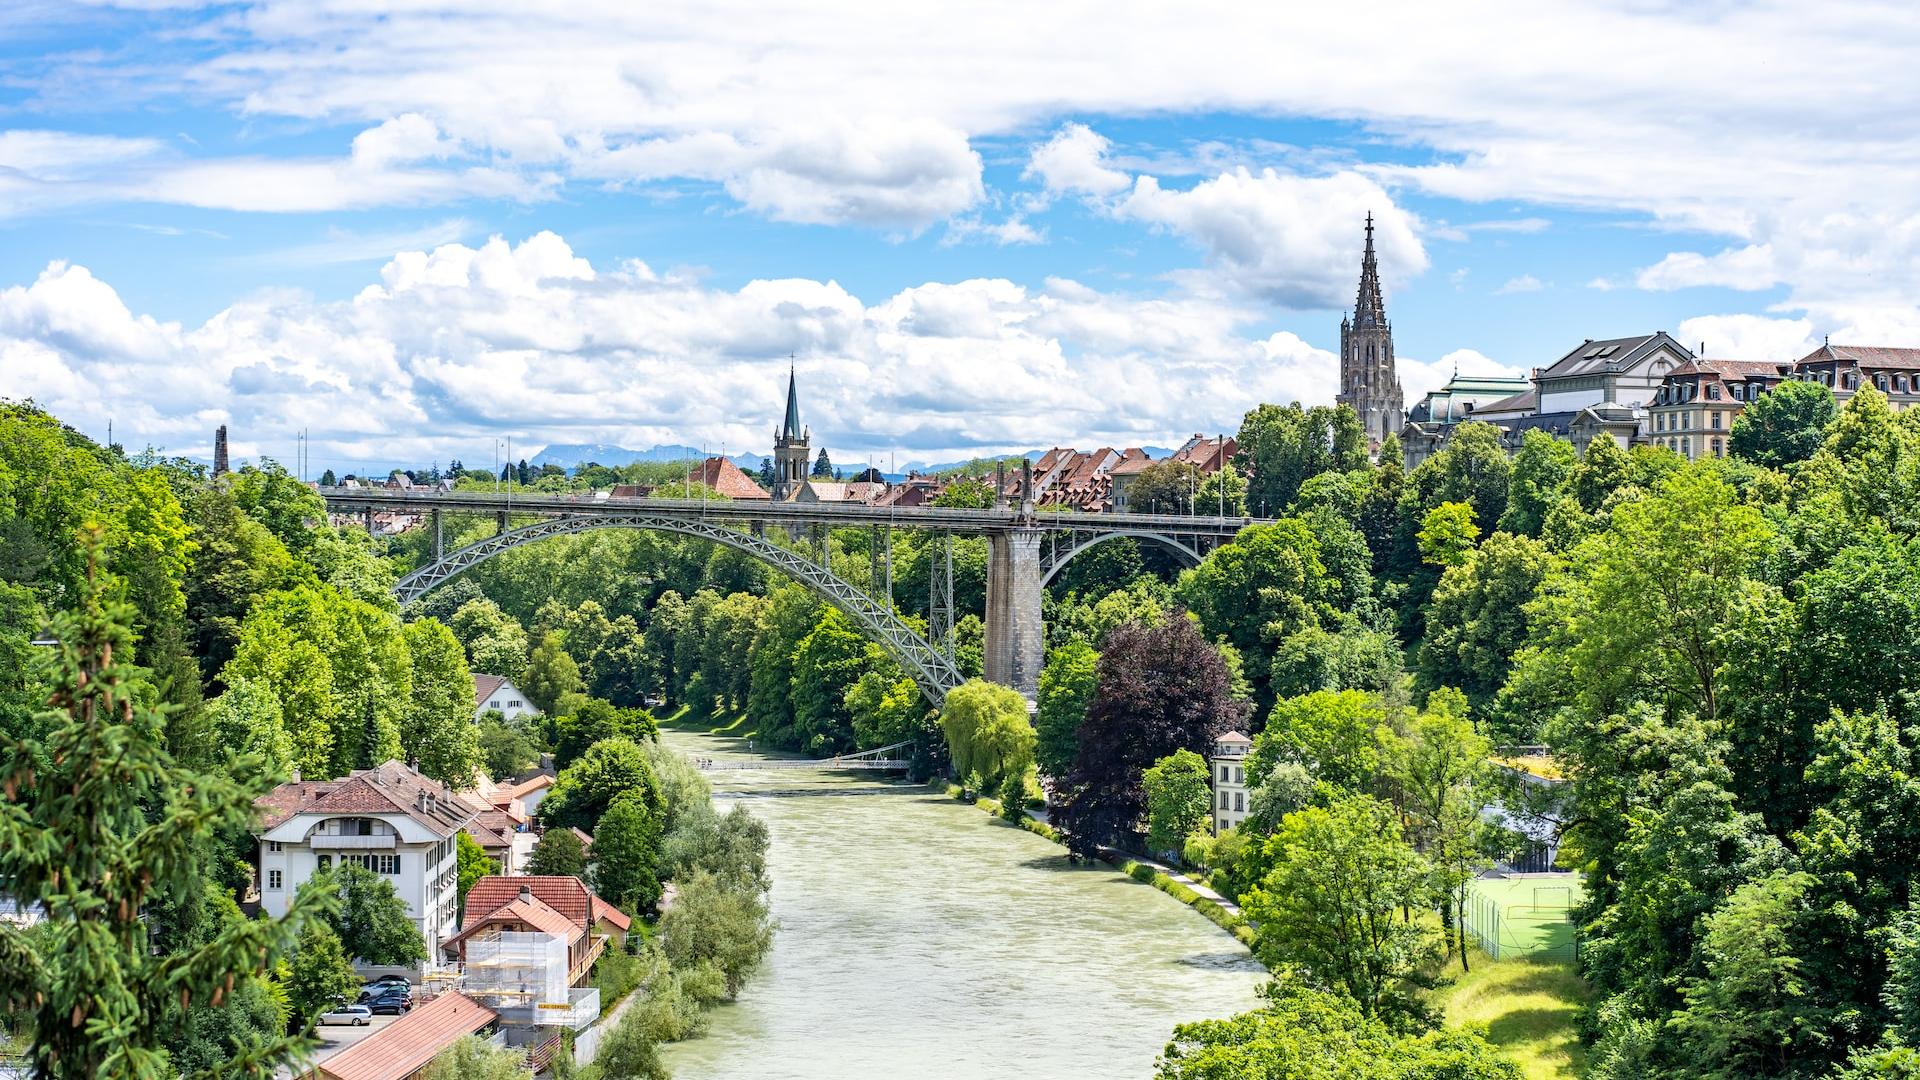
left=657, top=729, right=1265, bottom=1080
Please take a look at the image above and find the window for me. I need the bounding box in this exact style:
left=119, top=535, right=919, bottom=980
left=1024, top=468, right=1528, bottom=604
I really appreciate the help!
left=508, top=700, right=523, bottom=708
left=1708, top=384, right=1722, bottom=400
left=317, top=855, right=331, bottom=870
left=267, top=870, right=282, bottom=890
left=1683, top=437, right=1692, bottom=458
left=1233, top=792, right=1244, bottom=812
left=1903, top=376, right=1912, bottom=394
left=1711, top=411, right=1722, bottom=430
left=267, top=840, right=282, bottom=853
left=1219, top=765, right=1229, bottom=782
left=1881, top=375, right=1892, bottom=392
left=1233, top=766, right=1243, bottom=784
left=357, top=819, right=375, bottom=836
left=1713, top=438, right=1724, bottom=456
left=1218, top=791, right=1228, bottom=810
left=377, top=854, right=399, bottom=875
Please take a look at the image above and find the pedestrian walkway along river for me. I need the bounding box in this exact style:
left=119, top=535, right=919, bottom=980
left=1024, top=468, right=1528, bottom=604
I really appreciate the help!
left=658, top=729, right=1265, bottom=1079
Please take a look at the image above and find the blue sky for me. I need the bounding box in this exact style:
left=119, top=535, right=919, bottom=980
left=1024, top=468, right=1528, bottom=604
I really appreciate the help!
left=1, top=1, right=1911, bottom=475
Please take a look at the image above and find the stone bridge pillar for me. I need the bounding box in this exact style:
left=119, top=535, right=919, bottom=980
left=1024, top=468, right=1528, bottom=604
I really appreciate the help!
left=984, top=528, right=1045, bottom=698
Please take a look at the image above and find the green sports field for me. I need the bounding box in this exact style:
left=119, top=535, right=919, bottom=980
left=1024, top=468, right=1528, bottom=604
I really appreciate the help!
left=1463, top=875, right=1584, bottom=960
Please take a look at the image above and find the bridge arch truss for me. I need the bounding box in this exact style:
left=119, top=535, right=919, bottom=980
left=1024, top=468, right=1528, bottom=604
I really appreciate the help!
left=1036, top=527, right=1215, bottom=588
left=394, top=514, right=965, bottom=706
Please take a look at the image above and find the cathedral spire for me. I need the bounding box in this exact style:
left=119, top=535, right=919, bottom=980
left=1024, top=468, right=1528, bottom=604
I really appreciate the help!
left=1353, top=210, right=1387, bottom=330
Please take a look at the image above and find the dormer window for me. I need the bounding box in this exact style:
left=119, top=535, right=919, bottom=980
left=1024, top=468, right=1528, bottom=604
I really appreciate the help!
left=1707, top=384, right=1722, bottom=401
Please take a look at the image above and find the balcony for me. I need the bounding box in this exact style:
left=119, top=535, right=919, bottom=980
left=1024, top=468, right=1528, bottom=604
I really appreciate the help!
left=309, top=834, right=397, bottom=850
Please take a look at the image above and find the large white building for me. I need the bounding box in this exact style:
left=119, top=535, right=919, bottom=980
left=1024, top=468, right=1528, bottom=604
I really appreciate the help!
left=255, top=760, right=484, bottom=961
left=1210, top=731, right=1252, bottom=834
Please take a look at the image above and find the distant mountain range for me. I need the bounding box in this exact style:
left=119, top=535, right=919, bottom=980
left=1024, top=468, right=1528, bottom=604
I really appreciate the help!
left=528, top=443, right=710, bottom=468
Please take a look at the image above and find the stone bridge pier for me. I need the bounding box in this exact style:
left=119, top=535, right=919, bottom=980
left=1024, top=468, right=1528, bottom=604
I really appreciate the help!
left=984, top=529, right=1046, bottom=698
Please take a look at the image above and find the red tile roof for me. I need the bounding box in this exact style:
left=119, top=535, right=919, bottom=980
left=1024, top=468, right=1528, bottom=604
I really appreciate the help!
left=313, top=992, right=497, bottom=1080
left=460, top=876, right=631, bottom=934
left=448, top=894, right=581, bottom=949
left=472, top=673, right=510, bottom=708
left=693, top=456, right=771, bottom=500
left=1667, top=358, right=1788, bottom=378
left=256, top=761, right=483, bottom=839
left=1802, top=344, right=1920, bottom=370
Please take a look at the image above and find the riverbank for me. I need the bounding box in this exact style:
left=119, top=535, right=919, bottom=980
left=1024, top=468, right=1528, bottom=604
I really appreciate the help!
left=936, top=782, right=1259, bottom=951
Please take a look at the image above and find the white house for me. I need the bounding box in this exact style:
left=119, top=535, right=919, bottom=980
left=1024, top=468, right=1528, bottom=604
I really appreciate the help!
left=1210, top=731, right=1252, bottom=834
left=254, top=760, right=484, bottom=961
left=474, top=673, right=538, bottom=722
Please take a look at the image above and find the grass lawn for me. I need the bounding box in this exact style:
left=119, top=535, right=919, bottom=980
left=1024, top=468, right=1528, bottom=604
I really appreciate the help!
left=1436, top=952, right=1590, bottom=1080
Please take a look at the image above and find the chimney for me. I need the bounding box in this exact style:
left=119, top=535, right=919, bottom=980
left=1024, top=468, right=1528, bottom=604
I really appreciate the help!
left=291, top=767, right=301, bottom=783
left=519, top=884, right=533, bottom=905
left=213, top=425, right=230, bottom=477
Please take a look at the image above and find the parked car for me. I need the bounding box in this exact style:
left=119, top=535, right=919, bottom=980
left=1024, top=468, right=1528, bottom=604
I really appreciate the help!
left=365, top=990, right=414, bottom=1015
left=319, top=1003, right=372, bottom=1027
left=363, top=975, right=410, bottom=989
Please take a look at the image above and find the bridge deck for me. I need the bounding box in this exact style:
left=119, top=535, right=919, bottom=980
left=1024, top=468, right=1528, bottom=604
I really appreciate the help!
left=320, top=487, right=1265, bottom=537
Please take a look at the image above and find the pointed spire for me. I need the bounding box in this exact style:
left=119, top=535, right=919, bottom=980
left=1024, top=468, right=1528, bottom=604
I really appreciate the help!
left=781, top=358, right=801, bottom=441
left=1352, top=213, right=1387, bottom=330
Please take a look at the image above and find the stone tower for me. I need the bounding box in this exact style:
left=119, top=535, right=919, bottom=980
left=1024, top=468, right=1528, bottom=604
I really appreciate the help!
left=771, top=364, right=810, bottom=500
left=213, top=425, right=230, bottom=477
left=1336, top=213, right=1404, bottom=448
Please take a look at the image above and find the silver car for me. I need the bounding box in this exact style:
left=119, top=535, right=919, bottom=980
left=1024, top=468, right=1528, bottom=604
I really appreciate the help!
left=319, top=1003, right=373, bottom=1027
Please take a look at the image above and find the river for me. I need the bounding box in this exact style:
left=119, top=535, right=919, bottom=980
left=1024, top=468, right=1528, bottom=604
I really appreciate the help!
left=657, top=729, right=1266, bottom=1080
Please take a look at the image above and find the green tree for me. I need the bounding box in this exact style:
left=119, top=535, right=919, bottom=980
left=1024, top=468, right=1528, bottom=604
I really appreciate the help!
left=455, top=830, right=497, bottom=918
left=931, top=476, right=993, bottom=508
left=1175, top=518, right=1336, bottom=707
left=938, top=680, right=1036, bottom=794
left=0, top=540, right=325, bottom=1078
left=1417, top=531, right=1555, bottom=709
left=1157, top=984, right=1521, bottom=1080
left=477, top=711, right=540, bottom=780
left=1729, top=378, right=1837, bottom=469
left=1130, top=459, right=1204, bottom=515
left=1196, top=461, right=1248, bottom=518
left=449, top=597, right=529, bottom=679
left=812, top=447, right=834, bottom=478
left=1143, top=749, right=1214, bottom=855
left=528, top=826, right=590, bottom=878
left=1669, top=869, right=1820, bottom=1078
left=844, top=669, right=924, bottom=749
left=1498, top=428, right=1578, bottom=537
left=540, top=737, right=663, bottom=832
left=1417, top=501, right=1479, bottom=568
left=422, top=1036, right=533, bottom=1080
left=1035, top=640, right=1099, bottom=779
left=400, top=618, right=479, bottom=785
left=1393, top=689, right=1494, bottom=971
left=788, top=608, right=872, bottom=754
left=1251, top=689, right=1391, bottom=796
left=659, top=868, right=776, bottom=998
left=523, top=631, right=584, bottom=716
left=308, top=863, right=427, bottom=965
left=594, top=996, right=670, bottom=1080
left=592, top=792, right=665, bottom=911
left=744, top=585, right=819, bottom=750
left=1245, top=794, right=1440, bottom=1024
left=1234, top=401, right=1368, bottom=515
left=663, top=805, right=771, bottom=897
left=202, top=675, right=296, bottom=776
left=552, top=697, right=656, bottom=770
left=286, top=920, right=359, bottom=1022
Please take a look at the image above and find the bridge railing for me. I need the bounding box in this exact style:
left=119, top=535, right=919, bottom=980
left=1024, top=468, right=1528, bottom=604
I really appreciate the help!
left=318, top=486, right=1270, bottom=536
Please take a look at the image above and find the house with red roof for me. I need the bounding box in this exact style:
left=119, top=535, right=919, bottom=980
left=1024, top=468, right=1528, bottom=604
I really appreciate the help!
left=446, top=877, right=629, bottom=987
left=256, top=761, right=486, bottom=960
left=473, top=673, right=536, bottom=722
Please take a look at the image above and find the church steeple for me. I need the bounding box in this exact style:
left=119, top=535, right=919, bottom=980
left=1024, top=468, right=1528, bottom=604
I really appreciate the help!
left=780, top=363, right=802, bottom=441
left=1335, top=213, right=1403, bottom=451
left=771, top=360, right=811, bottom=500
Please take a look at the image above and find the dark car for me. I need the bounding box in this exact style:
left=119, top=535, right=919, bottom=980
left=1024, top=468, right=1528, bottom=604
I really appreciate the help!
left=364, top=989, right=414, bottom=1015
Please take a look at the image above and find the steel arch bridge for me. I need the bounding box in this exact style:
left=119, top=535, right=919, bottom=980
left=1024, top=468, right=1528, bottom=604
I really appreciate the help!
left=394, top=514, right=968, bottom=705
left=331, top=489, right=1262, bottom=698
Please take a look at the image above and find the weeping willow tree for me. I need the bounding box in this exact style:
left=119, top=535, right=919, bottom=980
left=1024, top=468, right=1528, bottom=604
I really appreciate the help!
left=0, top=528, right=331, bottom=1079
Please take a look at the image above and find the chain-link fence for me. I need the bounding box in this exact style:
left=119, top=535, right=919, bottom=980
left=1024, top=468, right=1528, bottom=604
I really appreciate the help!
left=1461, top=875, right=1581, bottom=962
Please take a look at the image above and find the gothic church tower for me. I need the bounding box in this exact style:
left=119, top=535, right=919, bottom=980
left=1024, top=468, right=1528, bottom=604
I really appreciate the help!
left=1336, top=213, right=1404, bottom=448
left=771, top=364, right=810, bottom=500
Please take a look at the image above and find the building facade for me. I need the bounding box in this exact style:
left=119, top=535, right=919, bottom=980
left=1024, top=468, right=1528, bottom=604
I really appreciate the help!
left=1336, top=215, right=1404, bottom=449
left=1648, top=359, right=1788, bottom=461
left=1789, top=343, right=1920, bottom=408
left=1210, top=731, right=1251, bottom=834
left=255, top=761, right=482, bottom=962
